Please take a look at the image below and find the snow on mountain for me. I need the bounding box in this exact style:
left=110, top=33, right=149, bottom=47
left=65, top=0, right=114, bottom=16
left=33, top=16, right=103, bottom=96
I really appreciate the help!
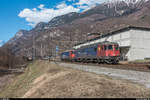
left=106, top=0, right=148, bottom=4
left=105, top=0, right=149, bottom=8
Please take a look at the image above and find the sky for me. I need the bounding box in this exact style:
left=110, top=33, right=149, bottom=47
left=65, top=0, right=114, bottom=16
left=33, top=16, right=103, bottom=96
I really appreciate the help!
left=0, top=0, right=106, bottom=46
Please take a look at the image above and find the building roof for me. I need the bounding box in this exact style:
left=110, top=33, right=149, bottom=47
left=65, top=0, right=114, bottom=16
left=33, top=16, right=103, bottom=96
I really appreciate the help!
left=87, top=32, right=101, bottom=36
left=78, top=41, right=119, bottom=49
left=74, top=25, right=150, bottom=46
left=62, top=49, right=74, bottom=53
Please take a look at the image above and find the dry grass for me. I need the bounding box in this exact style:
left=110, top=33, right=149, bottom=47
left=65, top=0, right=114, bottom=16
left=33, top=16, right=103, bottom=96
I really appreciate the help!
left=0, top=60, right=52, bottom=98
left=129, top=59, right=150, bottom=64
left=1, top=60, right=150, bottom=98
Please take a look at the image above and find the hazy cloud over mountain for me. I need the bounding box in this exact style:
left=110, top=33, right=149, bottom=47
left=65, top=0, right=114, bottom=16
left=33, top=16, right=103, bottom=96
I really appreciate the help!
left=18, top=0, right=105, bottom=27
left=0, top=40, right=5, bottom=47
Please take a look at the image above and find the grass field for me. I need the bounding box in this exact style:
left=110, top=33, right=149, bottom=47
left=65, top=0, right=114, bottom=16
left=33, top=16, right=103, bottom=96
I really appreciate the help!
left=1, top=60, right=150, bottom=98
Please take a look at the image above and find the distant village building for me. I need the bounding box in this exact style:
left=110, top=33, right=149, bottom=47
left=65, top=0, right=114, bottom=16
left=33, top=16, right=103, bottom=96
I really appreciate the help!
left=73, top=26, right=150, bottom=61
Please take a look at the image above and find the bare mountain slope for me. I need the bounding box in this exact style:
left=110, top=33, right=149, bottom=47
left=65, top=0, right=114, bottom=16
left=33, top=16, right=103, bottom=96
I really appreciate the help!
left=3, top=0, right=150, bottom=57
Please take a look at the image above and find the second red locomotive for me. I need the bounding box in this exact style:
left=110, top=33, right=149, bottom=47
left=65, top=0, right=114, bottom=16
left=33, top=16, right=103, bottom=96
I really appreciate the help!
left=61, top=41, right=120, bottom=64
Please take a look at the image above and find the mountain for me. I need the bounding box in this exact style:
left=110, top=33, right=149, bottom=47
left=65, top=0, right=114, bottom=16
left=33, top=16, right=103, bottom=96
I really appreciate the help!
left=3, top=0, right=150, bottom=57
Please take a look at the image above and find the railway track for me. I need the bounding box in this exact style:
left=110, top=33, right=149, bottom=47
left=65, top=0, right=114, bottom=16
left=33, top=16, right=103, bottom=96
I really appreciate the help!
left=0, top=69, right=12, bottom=77
left=0, top=68, right=24, bottom=77
left=57, top=61, right=150, bottom=88
left=58, top=61, right=150, bottom=72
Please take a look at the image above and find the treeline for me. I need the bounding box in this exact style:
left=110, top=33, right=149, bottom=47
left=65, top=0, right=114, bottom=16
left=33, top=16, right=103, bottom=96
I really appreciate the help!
left=0, top=47, right=26, bottom=69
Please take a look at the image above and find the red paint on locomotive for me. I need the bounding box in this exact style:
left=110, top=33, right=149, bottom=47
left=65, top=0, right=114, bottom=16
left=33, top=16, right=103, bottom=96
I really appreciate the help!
left=61, top=41, right=120, bottom=64
left=97, top=44, right=120, bottom=57
left=69, top=51, right=75, bottom=59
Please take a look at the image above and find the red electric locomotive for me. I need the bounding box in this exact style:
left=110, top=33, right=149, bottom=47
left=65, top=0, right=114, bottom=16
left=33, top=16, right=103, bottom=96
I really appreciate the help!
left=60, top=50, right=75, bottom=61
left=61, top=41, right=120, bottom=64
left=96, top=41, right=120, bottom=64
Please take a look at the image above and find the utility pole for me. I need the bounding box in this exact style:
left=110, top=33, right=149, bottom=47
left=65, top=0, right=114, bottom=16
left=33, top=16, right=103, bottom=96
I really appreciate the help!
left=69, top=32, right=72, bottom=49
left=48, top=33, right=54, bottom=61
left=48, top=33, right=51, bottom=61
left=40, top=43, right=43, bottom=58
left=32, top=33, right=35, bottom=60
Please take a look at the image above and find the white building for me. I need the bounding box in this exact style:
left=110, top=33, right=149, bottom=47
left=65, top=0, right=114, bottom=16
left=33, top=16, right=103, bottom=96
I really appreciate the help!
left=73, top=26, right=150, bottom=61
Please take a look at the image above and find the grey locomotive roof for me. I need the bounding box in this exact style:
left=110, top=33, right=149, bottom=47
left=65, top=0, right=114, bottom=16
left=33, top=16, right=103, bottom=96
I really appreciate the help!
left=74, top=25, right=150, bottom=46
left=62, top=49, right=75, bottom=53
left=76, top=41, right=118, bottom=50
left=87, top=32, right=100, bottom=36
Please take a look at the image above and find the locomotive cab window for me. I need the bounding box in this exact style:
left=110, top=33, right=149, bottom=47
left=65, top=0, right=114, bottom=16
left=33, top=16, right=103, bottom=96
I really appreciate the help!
left=108, top=45, right=113, bottom=50
left=104, top=45, right=107, bottom=50
left=115, top=45, right=119, bottom=50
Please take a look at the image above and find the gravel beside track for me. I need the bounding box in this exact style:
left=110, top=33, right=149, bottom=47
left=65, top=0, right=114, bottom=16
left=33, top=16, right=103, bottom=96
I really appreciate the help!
left=62, top=62, right=150, bottom=72
left=56, top=62, right=150, bottom=88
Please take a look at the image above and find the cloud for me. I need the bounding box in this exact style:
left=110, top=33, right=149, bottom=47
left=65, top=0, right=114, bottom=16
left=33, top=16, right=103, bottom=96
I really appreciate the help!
left=68, top=0, right=76, bottom=2
left=0, top=40, right=2, bottom=43
left=76, top=0, right=104, bottom=6
left=0, top=40, right=5, bottom=47
left=38, top=4, right=45, bottom=9
left=75, top=0, right=104, bottom=10
left=18, top=3, right=80, bottom=27
left=18, top=0, right=105, bottom=27
left=56, top=3, right=67, bottom=9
